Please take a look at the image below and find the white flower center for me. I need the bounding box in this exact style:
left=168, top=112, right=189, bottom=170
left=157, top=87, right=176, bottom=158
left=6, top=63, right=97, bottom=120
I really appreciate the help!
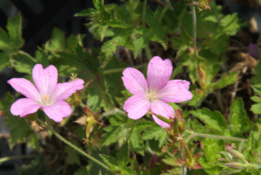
left=146, top=90, right=158, bottom=102
left=41, top=94, right=52, bottom=106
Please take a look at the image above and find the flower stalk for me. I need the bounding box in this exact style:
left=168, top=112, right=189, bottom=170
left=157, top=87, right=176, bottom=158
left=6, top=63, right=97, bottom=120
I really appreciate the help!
left=185, top=130, right=248, bottom=142
left=0, top=155, right=39, bottom=165
left=103, top=63, right=147, bottom=75
left=192, top=1, right=197, bottom=50
left=36, top=118, right=111, bottom=172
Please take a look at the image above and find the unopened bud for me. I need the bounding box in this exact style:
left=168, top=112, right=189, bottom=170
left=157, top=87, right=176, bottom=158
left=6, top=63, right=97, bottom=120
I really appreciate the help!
left=223, top=162, right=246, bottom=169
left=226, top=148, right=248, bottom=163
left=175, top=109, right=185, bottom=133
left=83, top=106, right=95, bottom=116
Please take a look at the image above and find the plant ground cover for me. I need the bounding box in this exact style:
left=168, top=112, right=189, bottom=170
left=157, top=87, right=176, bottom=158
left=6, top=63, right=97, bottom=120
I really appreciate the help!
left=0, top=0, right=261, bottom=175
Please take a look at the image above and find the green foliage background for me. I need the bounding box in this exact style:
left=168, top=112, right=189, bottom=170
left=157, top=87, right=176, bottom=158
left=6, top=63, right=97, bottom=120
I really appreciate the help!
left=0, top=0, right=260, bottom=174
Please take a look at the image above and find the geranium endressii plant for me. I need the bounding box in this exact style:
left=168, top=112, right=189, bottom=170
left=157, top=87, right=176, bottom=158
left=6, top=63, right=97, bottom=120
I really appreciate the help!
left=8, top=64, right=84, bottom=122
left=122, top=56, right=193, bottom=128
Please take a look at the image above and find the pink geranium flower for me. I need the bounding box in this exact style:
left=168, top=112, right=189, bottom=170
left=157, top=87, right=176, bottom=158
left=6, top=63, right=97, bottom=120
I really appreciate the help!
left=8, top=64, right=84, bottom=122
left=122, top=56, right=192, bottom=128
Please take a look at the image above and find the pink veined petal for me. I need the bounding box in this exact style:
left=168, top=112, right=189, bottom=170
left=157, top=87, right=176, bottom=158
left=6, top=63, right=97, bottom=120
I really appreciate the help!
left=147, top=56, right=173, bottom=91
left=32, top=64, right=58, bottom=96
left=123, top=94, right=150, bottom=120
left=158, top=80, right=193, bottom=103
left=10, top=98, right=42, bottom=117
left=42, top=101, right=72, bottom=122
left=150, top=100, right=174, bottom=128
left=8, top=78, right=41, bottom=103
left=51, top=79, right=84, bottom=102
left=122, top=68, right=148, bottom=94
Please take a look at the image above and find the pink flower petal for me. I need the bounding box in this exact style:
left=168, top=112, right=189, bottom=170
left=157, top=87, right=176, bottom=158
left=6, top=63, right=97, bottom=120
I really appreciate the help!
left=123, top=94, right=150, bottom=120
left=122, top=68, right=148, bottom=94
left=10, top=98, right=42, bottom=117
left=147, top=56, right=173, bottom=91
left=33, top=64, right=58, bottom=96
left=158, top=80, right=193, bottom=103
left=42, top=101, right=72, bottom=122
left=151, top=100, right=174, bottom=128
left=8, top=78, right=41, bottom=103
left=52, top=79, right=84, bottom=101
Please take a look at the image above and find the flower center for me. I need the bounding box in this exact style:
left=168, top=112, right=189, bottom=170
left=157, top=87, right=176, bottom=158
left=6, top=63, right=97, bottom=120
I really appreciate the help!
left=146, top=90, right=158, bottom=102
left=41, top=94, right=52, bottom=106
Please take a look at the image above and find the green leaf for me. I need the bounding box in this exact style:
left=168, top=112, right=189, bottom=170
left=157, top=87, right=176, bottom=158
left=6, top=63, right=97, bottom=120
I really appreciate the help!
left=251, top=103, right=261, bottom=114
left=65, top=144, right=80, bottom=165
left=101, top=28, right=134, bottom=58
left=251, top=96, right=261, bottom=103
left=45, top=28, right=65, bottom=53
left=102, top=114, right=129, bottom=146
left=99, top=154, right=119, bottom=171
left=102, top=124, right=129, bottom=146
left=190, top=108, right=227, bottom=134
left=229, top=98, right=254, bottom=136
left=0, top=52, right=10, bottom=72
left=7, top=13, right=24, bottom=47
left=199, top=139, right=224, bottom=174
left=129, top=120, right=153, bottom=154
left=211, top=72, right=238, bottom=90
left=27, top=133, right=40, bottom=151
left=74, top=9, right=97, bottom=17
left=142, top=123, right=168, bottom=147
left=133, top=28, right=152, bottom=57
left=0, top=13, right=24, bottom=51
left=11, top=51, right=36, bottom=74
left=251, top=62, right=261, bottom=85
left=5, top=116, right=34, bottom=149
left=100, top=149, right=136, bottom=175
left=219, top=13, right=242, bottom=36
left=93, top=0, right=104, bottom=10
left=35, top=50, right=49, bottom=67
left=0, top=28, right=12, bottom=51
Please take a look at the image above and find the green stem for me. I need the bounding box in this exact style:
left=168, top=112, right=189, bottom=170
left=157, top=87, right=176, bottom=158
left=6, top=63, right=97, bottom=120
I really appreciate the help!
left=0, top=155, right=39, bottom=164
left=216, top=90, right=224, bottom=111
left=103, top=63, right=147, bottom=75
left=192, top=1, right=197, bottom=50
left=177, top=141, right=187, bottom=175
left=142, top=0, right=152, bottom=60
left=36, top=119, right=110, bottom=171
left=142, top=0, right=147, bottom=27
left=185, top=130, right=247, bottom=142
left=181, top=140, right=193, bottom=162
left=247, top=162, right=261, bottom=169
left=145, top=45, right=152, bottom=60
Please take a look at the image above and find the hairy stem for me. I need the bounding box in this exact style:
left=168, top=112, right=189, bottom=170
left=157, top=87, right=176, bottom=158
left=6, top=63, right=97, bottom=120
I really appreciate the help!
left=142, top=0, right=152, bottom=60
left=192, top=1, right=197, bottom=50
left=103, top=63, right=147, bottom=75
left=36, top=118, right=111, bottom=171
left=185, top=130, right=248, bottom=142
left=145, top=45, right=152, bottom=60
left=0, top=155, right=39, bottom=164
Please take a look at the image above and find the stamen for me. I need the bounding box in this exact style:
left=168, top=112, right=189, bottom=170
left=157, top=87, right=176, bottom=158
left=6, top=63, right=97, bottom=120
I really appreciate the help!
left=41, top=95, right=51, bottom=105
left=146, top=90, right=158, bottom=102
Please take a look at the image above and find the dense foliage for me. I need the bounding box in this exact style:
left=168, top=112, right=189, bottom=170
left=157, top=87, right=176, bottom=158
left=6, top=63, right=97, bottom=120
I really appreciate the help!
left=0, top=0, right=260, bottom=174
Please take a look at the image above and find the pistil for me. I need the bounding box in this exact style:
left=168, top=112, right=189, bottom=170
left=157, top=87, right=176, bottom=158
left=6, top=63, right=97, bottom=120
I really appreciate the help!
left=41, top=94, right=52, bottom=106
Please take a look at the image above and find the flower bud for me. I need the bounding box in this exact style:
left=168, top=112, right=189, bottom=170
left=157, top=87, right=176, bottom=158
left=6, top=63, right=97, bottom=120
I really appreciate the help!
left=83, top=106, right=95, bottom=116
left=226, top=148, right=248, bottom=163
left=223, top=162, right=246, bottom=169
left=175, top=109, right=185, bottom=133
